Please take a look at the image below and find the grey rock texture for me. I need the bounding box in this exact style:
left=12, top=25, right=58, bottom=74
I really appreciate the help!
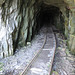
left=0, top=0, right=40, bottom=58
left=0, top=0, right=75, bottom=58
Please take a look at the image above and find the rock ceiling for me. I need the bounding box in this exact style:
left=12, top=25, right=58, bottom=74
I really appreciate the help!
left=37, top=0, right=67, bottom=9
left=0, top=0, right=75, bottom=11
left=43, top=0, right=64, bottom=5
left=38, top=0, right=75, bottom=11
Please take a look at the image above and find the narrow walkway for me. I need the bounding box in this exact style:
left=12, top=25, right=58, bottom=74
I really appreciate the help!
left=24, top=27, right=56, bottom=75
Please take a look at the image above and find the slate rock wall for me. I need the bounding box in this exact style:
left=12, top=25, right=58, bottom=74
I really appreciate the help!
left=0, top=0, right=40, bottom=58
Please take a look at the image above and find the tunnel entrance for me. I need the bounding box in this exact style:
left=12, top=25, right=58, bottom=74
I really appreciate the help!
left=36, top=4, right=65, bottom=33
left=0, top=0, right=75, bottom=59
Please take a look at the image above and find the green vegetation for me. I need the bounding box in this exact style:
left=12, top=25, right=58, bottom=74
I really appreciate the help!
left=51, top=71, right=59, bottom=75
left=0, top=62, right=3, bottom=71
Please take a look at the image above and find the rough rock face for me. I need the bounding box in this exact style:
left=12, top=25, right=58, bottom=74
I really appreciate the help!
left=69, top=17, right=75, bottom=54
left=0, top=0, right=40, bottom=58
left=0, top=0, right=5, bottom=6
left=0, top=0, right=75, bottom=58
left=64, top=0, right=75, bottom=55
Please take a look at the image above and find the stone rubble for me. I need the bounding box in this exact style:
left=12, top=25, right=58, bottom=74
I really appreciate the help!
left=52, top=32, right=75, bottom=75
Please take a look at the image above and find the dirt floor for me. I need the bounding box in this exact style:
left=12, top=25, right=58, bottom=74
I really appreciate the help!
left=52, top=32, right=75, bottom=75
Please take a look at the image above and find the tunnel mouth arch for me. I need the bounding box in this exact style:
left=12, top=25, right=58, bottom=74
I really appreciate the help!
left=35, top=4, right=65, bottom=33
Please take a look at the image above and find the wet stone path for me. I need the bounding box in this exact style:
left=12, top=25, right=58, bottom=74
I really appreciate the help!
left=25, top=27, right=56, bottom=75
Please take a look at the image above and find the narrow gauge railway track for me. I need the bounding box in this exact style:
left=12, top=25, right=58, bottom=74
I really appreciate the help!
left=20, top=26, right=56, bottom=75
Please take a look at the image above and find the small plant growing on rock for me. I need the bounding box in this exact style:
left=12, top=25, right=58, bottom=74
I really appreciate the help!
left=51, top=71, right=59, bottom=75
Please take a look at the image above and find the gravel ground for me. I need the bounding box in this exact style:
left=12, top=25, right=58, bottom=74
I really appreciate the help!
left=0, top=26, right=47, bottom=75
left=26, top=27, right=56, bottom=75
left=52, top=32, right=75, bottom=75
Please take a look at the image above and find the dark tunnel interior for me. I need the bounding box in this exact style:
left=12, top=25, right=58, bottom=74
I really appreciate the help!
left=36, top=5, right=64, bottom=31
